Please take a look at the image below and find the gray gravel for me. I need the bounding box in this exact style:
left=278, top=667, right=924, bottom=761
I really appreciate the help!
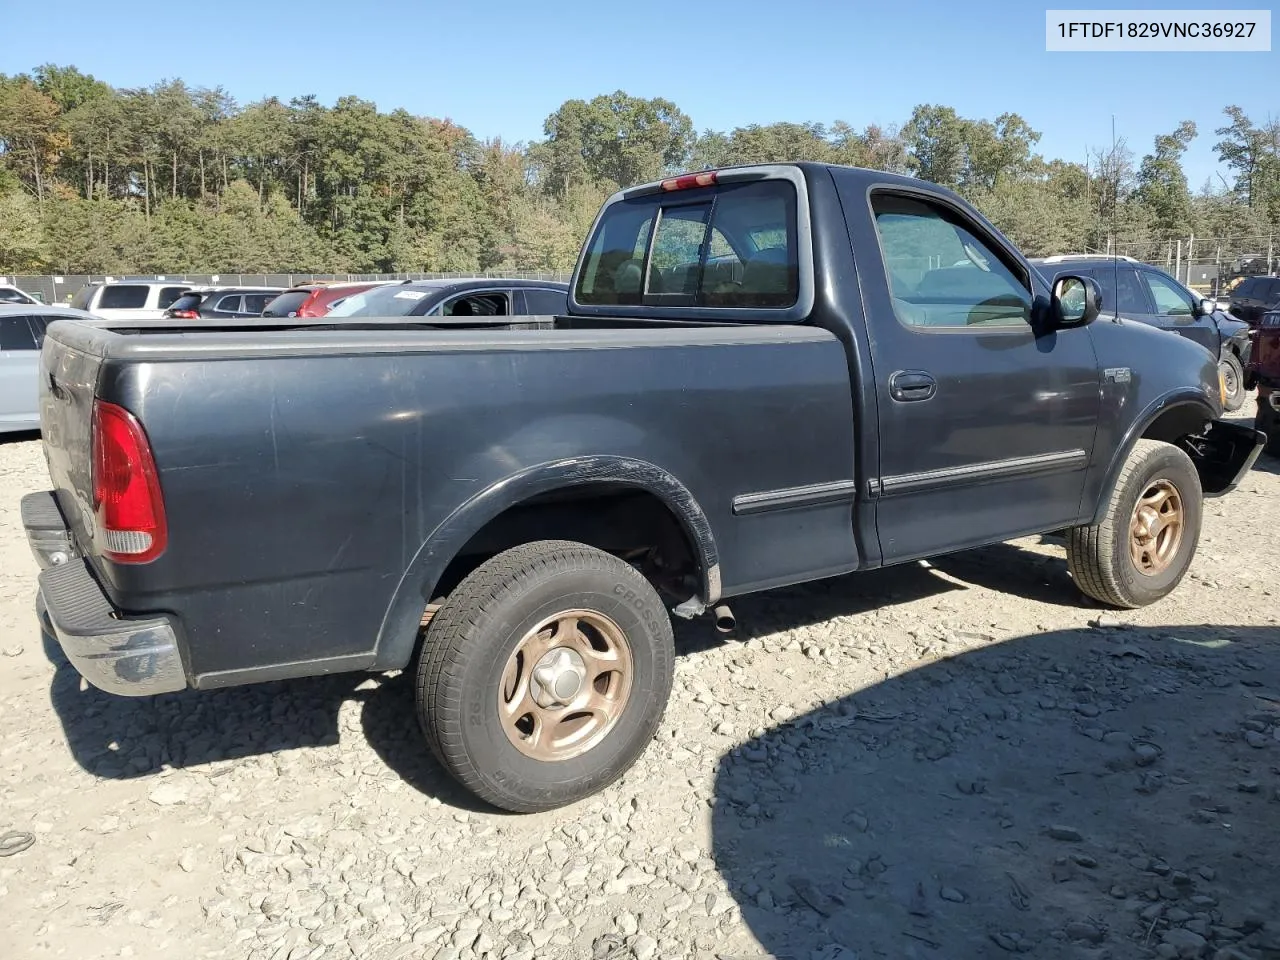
left=2, top=401, right=1279, bottom=959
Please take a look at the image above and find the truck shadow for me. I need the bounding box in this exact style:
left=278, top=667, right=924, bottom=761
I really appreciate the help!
left=710, top=623, right=1280, bottom=959
left=42, top=541, right=1089, bottom=810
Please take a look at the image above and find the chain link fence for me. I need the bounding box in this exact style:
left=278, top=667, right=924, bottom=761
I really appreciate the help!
left=0, top=272, right=573, bottom=305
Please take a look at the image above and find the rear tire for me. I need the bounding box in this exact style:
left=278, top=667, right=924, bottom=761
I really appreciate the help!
left=1066, top=440, right=1202, bottom=609
left=414, top=540, right=674, bottom=813
left=1219, top=353, right=1246, bottom=412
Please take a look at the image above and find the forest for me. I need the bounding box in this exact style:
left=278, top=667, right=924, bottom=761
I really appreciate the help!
left=0, top=63, right=1278, bottom=275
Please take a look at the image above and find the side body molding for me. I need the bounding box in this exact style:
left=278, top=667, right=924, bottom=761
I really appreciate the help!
left=372, top=456, right=721, bottom=670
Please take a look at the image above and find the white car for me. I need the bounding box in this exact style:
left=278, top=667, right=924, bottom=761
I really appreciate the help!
left=67, top=280, right=194, bottom=320
left=0, top=285, right=40, bottom=305
left=0, top=304, right=104, bottom=433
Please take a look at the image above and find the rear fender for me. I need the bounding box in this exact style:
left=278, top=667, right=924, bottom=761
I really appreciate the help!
left=371, top=456, right=720, bottom=671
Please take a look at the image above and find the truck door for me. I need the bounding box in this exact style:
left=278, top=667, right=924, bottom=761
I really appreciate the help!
left=1137, top=268, right=1219, bottom=355
left=842, top=188, right=1101, bottom=564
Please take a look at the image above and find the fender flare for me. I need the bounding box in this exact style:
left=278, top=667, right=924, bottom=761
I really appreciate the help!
left=1088, top=389, right=1217, bottom=525
left=371, top=456, right=721, bottom=670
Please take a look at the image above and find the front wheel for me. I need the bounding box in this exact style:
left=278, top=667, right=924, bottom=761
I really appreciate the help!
left=1066, top=439, right=1202, bottom=609
left=414, top=540, right=675, bottom=813
left=1219, top=353, right=1247, bottom=412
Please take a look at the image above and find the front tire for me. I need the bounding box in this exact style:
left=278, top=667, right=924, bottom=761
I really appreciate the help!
left=1067, top=440, right=1202, bottom=609
left=1219, top=353, right=1246, bottom=412
left=414, top=540, right=675, bottom=813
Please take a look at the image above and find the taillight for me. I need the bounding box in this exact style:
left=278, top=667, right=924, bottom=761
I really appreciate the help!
left=91, top=399, right=167, bottom=563
left=171, top=309, right=199, bottom=319
left=660, top=171, right=717, bottom=192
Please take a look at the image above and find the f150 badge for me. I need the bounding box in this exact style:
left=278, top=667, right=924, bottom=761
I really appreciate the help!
left=1104, top=367, right=1132, bottom=383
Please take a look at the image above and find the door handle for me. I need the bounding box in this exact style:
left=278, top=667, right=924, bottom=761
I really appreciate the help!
left=889, top=370, right=936, bottom=402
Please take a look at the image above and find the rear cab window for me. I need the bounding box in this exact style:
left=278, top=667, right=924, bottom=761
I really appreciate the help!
left=574, top=175, right=801, bottom=312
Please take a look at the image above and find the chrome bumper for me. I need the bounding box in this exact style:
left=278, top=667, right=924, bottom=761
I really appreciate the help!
left=24, top=491, right=187, bottom=697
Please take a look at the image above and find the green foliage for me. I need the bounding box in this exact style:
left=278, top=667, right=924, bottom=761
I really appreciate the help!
left=0, top=63, right=1275, bottom=276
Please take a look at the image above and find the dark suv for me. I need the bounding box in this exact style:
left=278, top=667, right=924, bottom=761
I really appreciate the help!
left=165, top=287, right=285, bottom=320
left=1032, top=255, right=1253, bottom=411
left=1228, top=275, right=1280, bottom=325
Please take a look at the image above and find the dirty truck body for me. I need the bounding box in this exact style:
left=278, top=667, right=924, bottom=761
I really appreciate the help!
left=23, top=162, right=1262, bottom=812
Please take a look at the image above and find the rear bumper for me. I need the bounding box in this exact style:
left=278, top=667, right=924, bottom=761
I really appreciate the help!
left=23, top=491, right=187, bottom=697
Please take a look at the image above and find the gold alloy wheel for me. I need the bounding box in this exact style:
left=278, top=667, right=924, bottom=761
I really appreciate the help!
left=498, top=609, right=633, bottom=761
left=1128, top=479, right=1184, bottom=575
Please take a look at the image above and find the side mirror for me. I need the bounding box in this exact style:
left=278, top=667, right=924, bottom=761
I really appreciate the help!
left=1051, top=275, right=1101, bottom=328
left=1195, top=297, right=1215, bottom=317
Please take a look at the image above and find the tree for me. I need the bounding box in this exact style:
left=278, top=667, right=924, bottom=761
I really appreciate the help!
left=1135, top=121, right=1197, bottom=237
left=0, top=191, right=47, bottom=270
left=903, top=104, right=969, bottom=188
left=32, top=63, right=109, bottom=113
left=0, top=80, right=66, bottom=207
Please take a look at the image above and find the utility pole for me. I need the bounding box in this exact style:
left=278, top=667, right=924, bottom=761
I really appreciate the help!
left=1175, top=239, right=1182, bottom=282
left=1186, top=233, right=1195, bottom=285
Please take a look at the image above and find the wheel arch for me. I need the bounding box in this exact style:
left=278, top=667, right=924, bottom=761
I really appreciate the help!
left=1089, top=392, right=1217, bottom=525
left=372, top=456, right=720, bottom=670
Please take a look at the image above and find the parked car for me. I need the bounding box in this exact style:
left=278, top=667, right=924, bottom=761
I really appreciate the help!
left=326, top=279, right=570, bottom=318
left=24, top=162, right=1262, bottom=815
left=0, top=285, right=40, bottom=305
left=259, top=281, right=392, bottom=318
left=1, top=305, right=103, bottom=433
left=1032, top=254, right=1254, bottom=411
left=1228, top=274, right=1280, bottom=326
left=68, top=280, right=194, bottom=320
left=164, top=286, right=286, bottom=320
left=1249, top=309, right=1280, bottom=455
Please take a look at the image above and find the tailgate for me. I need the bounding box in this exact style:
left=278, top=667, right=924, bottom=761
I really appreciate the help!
left=38, top=322, right=105, bottom=557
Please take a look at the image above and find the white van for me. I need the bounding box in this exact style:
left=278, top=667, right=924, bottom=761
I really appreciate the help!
left=68, top=280, right=194, bottom=320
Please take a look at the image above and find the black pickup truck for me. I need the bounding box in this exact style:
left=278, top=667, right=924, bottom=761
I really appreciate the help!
left=23, top=162, right=1263, bottom=813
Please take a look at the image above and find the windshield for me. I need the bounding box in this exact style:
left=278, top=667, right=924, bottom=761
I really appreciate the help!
left=327, top=285, right=436, bottom=317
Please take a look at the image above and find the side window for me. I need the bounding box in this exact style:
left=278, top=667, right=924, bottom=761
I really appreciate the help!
left=870, top=193, right=1031, bottom=330
left=1234, top=278, right=1257, bottom=298
left=214, top=295, right=243, bottom=313
left=523, top=288, right=568, bottom=315
left=157, top=286, right=189, bottom=309
left=98, top=285, right=148, bottom=310
left=0, top=317, right=38, bottom=350
left=443, top=293, right=508, bottom=317
left=243, top=294, right=274, bottom=313
left=1115, top=268, right=1150, bottom=314
left=1264, top=279, right=1280, bottom=303
left=1143, top=271, right=1195, bottom=317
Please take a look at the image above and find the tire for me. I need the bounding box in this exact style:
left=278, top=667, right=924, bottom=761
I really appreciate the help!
left=1219, top=352, right=1247, bottom=412
left=1066, top=439, right=1202, bottom=609
left=414, top=539, right=675, bottom=813
left=1257, top=401, right=1280, bottom=457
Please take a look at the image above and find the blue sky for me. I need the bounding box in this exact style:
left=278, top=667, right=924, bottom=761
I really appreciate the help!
left=3, top=0, right=1275, bottom=188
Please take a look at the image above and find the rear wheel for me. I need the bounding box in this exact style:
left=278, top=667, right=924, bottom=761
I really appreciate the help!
left=414, top=540, right=674, bottom=813
left=1066, top=440, right=1202, bottom=608
left=1219, top=353, right=1246, bottom=412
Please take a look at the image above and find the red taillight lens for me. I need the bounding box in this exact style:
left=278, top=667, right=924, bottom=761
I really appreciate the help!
left=660, top=171, right=717, bottom=192
left=171, top=309, right=199, bottom=319
left=92, top=399, right=167, bottom=563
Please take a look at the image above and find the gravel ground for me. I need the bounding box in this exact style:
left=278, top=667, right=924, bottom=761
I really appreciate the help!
left=1, top=402, right=1278, bottom=960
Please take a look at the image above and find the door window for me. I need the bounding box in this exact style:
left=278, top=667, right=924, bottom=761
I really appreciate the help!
left=870, top=193, right=1031, bottom=330
left=523, top=288, right=568, bottom=315
left=0, top=316, right=38, bottom=350
left=157, top=286, right=189, bottom=309
left=1087, top=265, right=1150, bottom=315
left=97, top=285, right=148, bottom=309
left=442, top=293, right=508, bottom=317
left=243, top=293, right=276, bottom=313
left=214, top=295, right=244, bottom=313
left=1142, top=271, right=1195, bottom=317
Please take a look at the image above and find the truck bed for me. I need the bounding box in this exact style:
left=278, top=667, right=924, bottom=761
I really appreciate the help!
left=38, top=315, right=864, bottom=688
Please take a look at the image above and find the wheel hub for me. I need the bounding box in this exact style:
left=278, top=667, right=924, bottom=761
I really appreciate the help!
left=531, top=647, right=587, bottom=707
left=1128, top=478, right=1184, bottom=575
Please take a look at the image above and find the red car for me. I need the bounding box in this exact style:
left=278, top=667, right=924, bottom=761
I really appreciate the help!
left=261, top=282, right=389, bottom=318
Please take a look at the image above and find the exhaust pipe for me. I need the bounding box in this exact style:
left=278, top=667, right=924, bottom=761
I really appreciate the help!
left=713, top=604, right=736, bottom=634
